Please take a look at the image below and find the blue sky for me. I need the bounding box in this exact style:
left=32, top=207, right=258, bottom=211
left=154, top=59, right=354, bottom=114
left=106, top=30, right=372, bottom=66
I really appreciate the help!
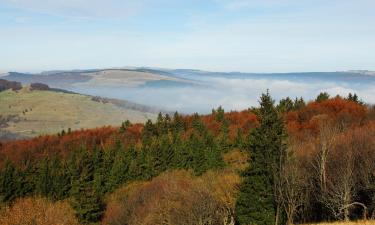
left=0, top=0, right=374, bottom=72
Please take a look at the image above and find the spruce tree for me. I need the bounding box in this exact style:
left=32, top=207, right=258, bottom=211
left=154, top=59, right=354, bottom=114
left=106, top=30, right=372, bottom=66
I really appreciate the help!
left=108, top=148, right=129, bottom=191
left=0, top=160, right=19, bottom=202
left=172, top=111, right=185, bottom=133
left=35, top=158, right=50, bottom=197
left=316, top=92, right=330, bottom=102
left=70, top=150, right=104, bottom=224
left=236, top=91, right=287, bottom=225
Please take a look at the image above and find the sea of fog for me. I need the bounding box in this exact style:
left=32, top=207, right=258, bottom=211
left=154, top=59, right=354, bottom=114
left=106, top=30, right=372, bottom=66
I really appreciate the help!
left=70, top=72, right=375, bottom=114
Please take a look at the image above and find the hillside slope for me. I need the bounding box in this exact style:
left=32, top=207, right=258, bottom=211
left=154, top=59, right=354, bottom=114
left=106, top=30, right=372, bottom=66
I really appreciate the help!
left=0, top=87, right=157, bottom=139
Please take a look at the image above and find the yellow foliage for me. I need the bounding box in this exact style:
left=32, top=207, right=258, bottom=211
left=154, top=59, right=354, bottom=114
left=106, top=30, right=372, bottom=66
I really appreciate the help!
left=0, top=197, right=80, bottom=225
left=103, top=169, right=240, bottom=225
left=223, top=148, right=249, bottom=172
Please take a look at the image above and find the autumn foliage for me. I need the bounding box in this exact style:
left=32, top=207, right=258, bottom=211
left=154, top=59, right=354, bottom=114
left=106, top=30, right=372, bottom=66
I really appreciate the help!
left=0, top=197, right=79, bottom=225
left=0, top=94, right=374, bottom=225
left=103, top=169, right=240, bottom=225
left=0, top=110, right=258, bottom=167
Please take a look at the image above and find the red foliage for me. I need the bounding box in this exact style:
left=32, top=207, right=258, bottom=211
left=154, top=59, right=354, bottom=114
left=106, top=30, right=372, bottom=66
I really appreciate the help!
left=286, top=97, right=367, bottom=139
left=0, top=98, right=369, bottom=167
left=0, top=127, right=118, bottom=166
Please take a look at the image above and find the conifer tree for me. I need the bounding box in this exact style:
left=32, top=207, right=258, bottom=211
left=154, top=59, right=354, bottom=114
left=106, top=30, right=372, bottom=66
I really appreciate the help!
left=277, top=97, right=294, bottom=113
left=35, top=158, right=52, bottom=197
left=16, top=159, right=34, bottom=198
left=189, top=133, right=207, bottom=175
left=119, top=120, right=131, bottom=133
left=0, top=160, right=19, bottom=202
left=70, top=151, right=104, bottom=224
left=316, top=92, right=330, bottom=102
left=172, top=111, right=185, bottom=133
left=235, top=128, right=245, bottom=149
left=49, top=157, right=70, bottom=200
left=92, top=148, right=107, bottom=195
left=108, top=148, right=129, bottom=191
left=218, top=119, right=230, bottom=152
left=293, top=97, right=306, bottom=110
left=236, top=91, right=288, bottom=225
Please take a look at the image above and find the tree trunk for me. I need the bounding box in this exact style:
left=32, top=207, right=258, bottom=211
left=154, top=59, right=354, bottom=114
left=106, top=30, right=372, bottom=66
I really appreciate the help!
left=275, top=204, right=280, bottom=225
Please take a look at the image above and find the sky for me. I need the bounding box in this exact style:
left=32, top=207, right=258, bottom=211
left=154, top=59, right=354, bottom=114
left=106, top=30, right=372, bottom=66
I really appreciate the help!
left=0, top=0, right=374, bottom=73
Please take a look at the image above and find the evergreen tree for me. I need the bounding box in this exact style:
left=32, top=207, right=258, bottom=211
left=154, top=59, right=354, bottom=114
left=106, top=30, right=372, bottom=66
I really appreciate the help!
left=213, top=106, right=225, bottom=122
left=192, top=113, right=206, bottom=134
left=136, top=149, right=152, bottom=180
left=189, top=133, right=207, bottom=175
left=316, top=92, right=330, bottom=102
left=218, top=119, right=230, bottom=152
left=119, top=120, right=131, bottom=133
left=142, top=119, right=156, bottom=145
left=236, top=91, right=288, bottom=225
left=293, top=97, right=306, bottom=110
left=92, top=148, right=107, bottom=195
left=54, top=161, right=71, bottom=200
left=108, top=148, right=129, bottom=191
left=0, top=160, right=19, bottom=202
left=172, top=111, right=185, bottom=133
left=70, top=151, right=104, bottom=224
left=277, top=97, right=294, bottom=113
left=346, top=93, right=363, bottom=105
left=17, top=159, right=34, bottom=198
left=35, top=158, right=52, bottom=197
left=235, top=128, right=245, bottom=149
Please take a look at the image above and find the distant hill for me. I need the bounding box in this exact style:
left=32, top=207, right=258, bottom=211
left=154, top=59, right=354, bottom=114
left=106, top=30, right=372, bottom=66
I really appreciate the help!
left=0, top=86, right=158, bottom=140
left=2, top=69, right=195, bottom=89
left=4, top=68, right=375, bottom=89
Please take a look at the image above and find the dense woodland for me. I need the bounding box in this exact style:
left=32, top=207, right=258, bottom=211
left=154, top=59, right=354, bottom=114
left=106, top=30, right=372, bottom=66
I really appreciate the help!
left=0, top=92, right=375, bottom=225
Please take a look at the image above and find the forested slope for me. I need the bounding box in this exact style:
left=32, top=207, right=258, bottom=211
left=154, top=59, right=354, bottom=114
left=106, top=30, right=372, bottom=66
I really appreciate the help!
left=0, top=92, right=374, bottom=225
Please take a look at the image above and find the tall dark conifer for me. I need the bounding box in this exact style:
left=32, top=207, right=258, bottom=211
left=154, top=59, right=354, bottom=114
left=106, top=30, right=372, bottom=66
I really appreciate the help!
left=236, top=91, right=287, bottom=225
left=70, top=151, right=104, bottom=224
left=0, top=160, right=19, bottom=202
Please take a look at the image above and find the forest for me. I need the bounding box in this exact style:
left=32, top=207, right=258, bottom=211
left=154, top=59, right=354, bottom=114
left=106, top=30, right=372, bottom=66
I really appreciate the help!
left=0, top=91, right=374, bottom=225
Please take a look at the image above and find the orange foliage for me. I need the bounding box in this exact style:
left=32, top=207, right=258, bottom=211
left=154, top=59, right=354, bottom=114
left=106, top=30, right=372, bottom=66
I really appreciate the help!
left=0, top=126, right=119, bottom=167
left=0, top=197, right=79, bottom=225
left=0, top=110, right=258, bottom=167
left=0, top=98, right=368, bottom=167
left=286, top=97, right=367, bottom=139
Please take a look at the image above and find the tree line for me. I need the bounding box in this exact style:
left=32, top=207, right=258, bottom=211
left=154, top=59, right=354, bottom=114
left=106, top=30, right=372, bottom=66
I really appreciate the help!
left=0, top=91, right=374, bottom=225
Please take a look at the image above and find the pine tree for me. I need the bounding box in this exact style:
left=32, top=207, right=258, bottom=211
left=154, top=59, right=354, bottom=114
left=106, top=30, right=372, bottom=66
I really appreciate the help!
left=293, top=97, right=306, bottom=110
left=316, top=92, right=330, bottom=102
left=172, top=111, right=185, bottom=133
left=0, top=160, right=19, bottom=202
left=213, top=106, right=225, bottom=122
left=189, top=133, right=207, bottom=175
left=119, top=120, right=131, bottom=133
left=277, top=97, right=294, bottom=113
left=35, top=158, right=52, bottom=197
left=47, top=157, right=70, bottom=200
left=235, top=128, right=245, bottom=149
left=70, top=151, right=104, bottom=224
left=236, top=91, right=288, bottom=225
left=218, top=119, right=230, bottom=152
left=107, top=148, right=129, bottom=191
left=92, top=147, right=107, bottom=195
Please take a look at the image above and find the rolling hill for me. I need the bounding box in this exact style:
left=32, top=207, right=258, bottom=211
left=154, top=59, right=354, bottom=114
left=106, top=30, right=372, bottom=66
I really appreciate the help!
left=0, top=86, right=158, bottom=140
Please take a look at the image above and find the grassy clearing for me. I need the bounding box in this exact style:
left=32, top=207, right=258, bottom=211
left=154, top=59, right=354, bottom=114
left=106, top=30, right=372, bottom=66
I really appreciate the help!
left=0, top=88, right=156, bottom=137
